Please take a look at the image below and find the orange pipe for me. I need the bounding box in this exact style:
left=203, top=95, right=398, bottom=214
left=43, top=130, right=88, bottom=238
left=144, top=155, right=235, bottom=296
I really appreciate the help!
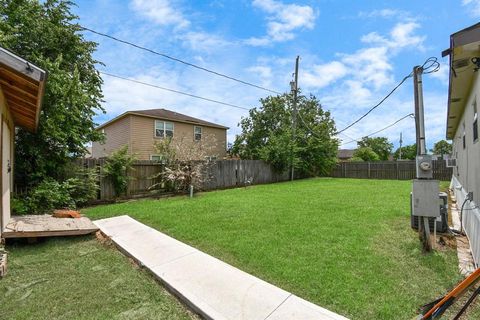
left=422, top=268, right=480, bottom=319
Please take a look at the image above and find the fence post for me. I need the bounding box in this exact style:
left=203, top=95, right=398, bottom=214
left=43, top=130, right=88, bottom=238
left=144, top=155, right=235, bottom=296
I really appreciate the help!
left=368, top=162, right=371, bottom=179
left=396, top=162, right=399, bottom=180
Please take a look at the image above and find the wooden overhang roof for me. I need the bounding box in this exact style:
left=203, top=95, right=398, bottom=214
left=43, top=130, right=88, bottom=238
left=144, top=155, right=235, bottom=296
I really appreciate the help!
left=443, top=23, right=480, bottom=139
left=0, top=47, right=47, bottom=132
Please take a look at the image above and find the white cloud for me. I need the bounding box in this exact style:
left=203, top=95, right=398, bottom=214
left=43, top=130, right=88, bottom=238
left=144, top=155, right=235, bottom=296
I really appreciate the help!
left=131, top=0, right=190, bottom=29
left=462, top=0, right=480, bottom=17
left=247, top=0, right=317, bottom=45
left=247, top=65, right=273, bottom=88
left=361, top=22, right=425, bottom=51
left=302, top=61, right=348, bottom=89
left=358, top=8, right=411, bottom=20
left=430, top=62, right=449, bottom=86
left=303, top=20, right=424, bottom=93
left=390, top=22, right=425, bottom=49
left=177, top=31, right=231, bottom=52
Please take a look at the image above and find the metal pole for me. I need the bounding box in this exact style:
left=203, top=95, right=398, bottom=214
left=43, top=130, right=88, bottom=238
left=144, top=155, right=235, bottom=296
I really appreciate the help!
left=414, top=66, right=427, bottom=155
left=290, top=56, right=299, bottom=181
left=413, top=65, right=434, bottom=252
left=399, top=132, right=403, bottom=160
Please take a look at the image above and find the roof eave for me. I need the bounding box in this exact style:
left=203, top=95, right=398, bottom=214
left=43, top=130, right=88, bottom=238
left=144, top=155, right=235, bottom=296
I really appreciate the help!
left=97, top=111, right=229, bottom=130
left=0, top=47, right=47, bottom=132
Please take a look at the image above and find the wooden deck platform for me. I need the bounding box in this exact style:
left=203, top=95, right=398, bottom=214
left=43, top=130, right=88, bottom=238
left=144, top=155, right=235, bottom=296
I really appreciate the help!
left=2, top=215, right=98, bottom=238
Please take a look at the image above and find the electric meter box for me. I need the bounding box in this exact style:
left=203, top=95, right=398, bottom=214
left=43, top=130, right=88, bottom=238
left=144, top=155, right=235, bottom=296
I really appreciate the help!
left=416, top=154, right=433, bottom=179
left=412, top=179, right=440, bottom=217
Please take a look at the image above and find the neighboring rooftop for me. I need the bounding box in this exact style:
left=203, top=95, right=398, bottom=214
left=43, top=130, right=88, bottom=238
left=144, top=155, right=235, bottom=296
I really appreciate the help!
left=337, top=149, right=356, bottom=160
left=97, top=108, right=229, bottom=130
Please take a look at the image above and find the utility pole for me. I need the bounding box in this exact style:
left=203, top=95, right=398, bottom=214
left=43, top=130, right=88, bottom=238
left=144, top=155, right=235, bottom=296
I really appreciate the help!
left=290, top=56, right=299, bottom=181
left=414, top=67, right=427, bottom=155
left=412, top=65, right=439, bottom=252
left=399, top=132, right=403, bottom=160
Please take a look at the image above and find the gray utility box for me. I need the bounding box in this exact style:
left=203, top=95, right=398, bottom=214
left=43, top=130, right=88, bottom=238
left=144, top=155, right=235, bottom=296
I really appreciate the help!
left=416, top=154, right=433, bottom=179
left=411, top=192, right=449, bottom=233
left=412, top=179, right=440, bottom=217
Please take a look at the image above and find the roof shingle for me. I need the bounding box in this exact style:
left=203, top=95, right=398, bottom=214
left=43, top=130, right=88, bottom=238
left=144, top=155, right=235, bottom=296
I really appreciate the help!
left=98, top=108, right=229, bottom=130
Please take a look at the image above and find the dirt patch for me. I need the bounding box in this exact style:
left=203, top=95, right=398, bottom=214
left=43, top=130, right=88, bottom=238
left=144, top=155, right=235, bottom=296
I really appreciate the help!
left=436, top=234, right=457, bottom=251
left=95, top=230, right=113, bottom=247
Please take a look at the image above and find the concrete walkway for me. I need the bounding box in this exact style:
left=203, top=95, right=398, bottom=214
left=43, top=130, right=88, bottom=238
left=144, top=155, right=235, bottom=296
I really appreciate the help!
left=94, top=216, right=348, bottom=320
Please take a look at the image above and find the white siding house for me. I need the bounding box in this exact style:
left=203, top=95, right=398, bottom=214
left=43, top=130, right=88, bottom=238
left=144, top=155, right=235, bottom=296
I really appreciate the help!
left=444, top=23, right=480, bottom=266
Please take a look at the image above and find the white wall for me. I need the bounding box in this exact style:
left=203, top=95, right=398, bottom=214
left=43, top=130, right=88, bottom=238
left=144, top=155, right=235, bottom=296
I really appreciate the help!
left=452, top=71, right=480, bottom=266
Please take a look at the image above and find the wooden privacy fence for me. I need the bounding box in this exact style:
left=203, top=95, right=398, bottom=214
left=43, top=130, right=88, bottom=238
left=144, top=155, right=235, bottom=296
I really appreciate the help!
left=75, top=159, right=290, bottom=201
left=330, top=160, right=452, bottom=181
left=203, top=159, right=290, bottom=190
left=76, top=158, right=165, bottom=200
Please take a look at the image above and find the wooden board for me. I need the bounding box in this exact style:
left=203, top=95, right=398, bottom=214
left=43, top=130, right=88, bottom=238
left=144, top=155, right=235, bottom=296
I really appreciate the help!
left=2, top=215, right=98, bottom=238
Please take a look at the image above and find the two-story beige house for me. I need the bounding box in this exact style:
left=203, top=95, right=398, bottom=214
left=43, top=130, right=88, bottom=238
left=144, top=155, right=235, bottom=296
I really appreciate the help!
left=91, top=108, right=228, bottom=160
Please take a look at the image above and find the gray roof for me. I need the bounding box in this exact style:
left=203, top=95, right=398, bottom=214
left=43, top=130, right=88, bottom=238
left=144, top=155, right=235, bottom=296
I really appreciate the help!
left=337, top=149, right=356, bottom=159
left=98, top=108, right=229, bottom=130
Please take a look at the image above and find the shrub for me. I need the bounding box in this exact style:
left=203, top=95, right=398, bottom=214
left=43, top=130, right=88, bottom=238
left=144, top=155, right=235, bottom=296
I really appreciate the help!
left=26, top=178, right=74, bottom=214
left=103, top=146, right=136, bottom=198
left=353, top=147, right=380, bottom=162
left=64, top=168, right=99, bottom=206
left=11, top=196, right=30, bottom=215
left=11, top=166, right=99, bottom=215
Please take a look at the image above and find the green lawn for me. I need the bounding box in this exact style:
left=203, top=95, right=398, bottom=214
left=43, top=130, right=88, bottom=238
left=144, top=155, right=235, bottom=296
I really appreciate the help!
left=83, top=178, right=466, bottom=320
left=0, top=237, right=195, bottom=320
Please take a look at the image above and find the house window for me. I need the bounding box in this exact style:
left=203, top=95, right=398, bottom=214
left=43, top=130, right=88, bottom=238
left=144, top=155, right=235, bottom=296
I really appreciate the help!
left=474, top=100, right=478, bottom=142
left=194, top=126, right=202, bottom=141
left=155, top=120, right=174, bottom=138
left=151, top=155, right=162, bottom=162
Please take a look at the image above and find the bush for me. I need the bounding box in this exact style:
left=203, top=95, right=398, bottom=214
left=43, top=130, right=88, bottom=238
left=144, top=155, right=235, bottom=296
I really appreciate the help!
left=26, top=178, right=74, bottom=214
left=12, top=167, right=99, bottom=215
left=11, top=196, right=30, bottom=215
left=64, top=168, right=99, bottom=207
left=103, top=146, right=136, bottom=198
left=353, top=147, right=380, bottom=162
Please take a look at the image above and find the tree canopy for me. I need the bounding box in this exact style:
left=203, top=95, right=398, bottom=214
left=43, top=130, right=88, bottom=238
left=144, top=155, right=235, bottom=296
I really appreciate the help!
left=431, top=140, right=452, bottom=157
left=0, top=0, right=104, bottom=186
left=357, top=137, right=393, bottom=161
left=393, top=144, right=417, bottom=160
left=232, top=93, right=338, bottom=176
left=352, top=147, right=380, bottom=162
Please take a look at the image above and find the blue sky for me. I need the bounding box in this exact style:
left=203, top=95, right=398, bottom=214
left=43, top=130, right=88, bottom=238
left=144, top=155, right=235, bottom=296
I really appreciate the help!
left=73, top=0, right=480, bottom=149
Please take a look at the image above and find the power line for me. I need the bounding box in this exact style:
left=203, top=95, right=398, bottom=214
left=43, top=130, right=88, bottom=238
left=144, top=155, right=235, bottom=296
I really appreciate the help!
left=99, top=71, right=250, bottom=111
left=334, top=57, right=440, bottom=135
left=340, top=113, right=414, bottom=146
left=76, top=24, right=282, bottom=95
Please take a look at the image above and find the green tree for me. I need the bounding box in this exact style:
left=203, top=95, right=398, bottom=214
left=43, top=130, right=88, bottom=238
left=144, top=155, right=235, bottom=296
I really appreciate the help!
left=352, top=147, right=380, bottom=161
left=232, top=93, right=338, bottom=176
left=431, top=140, right=452, bottom=158
left=357, top=137, right=393, bottom=160
left=0, top=0, right=104, bottom=186
left=393, top=144, right=417, bottom=160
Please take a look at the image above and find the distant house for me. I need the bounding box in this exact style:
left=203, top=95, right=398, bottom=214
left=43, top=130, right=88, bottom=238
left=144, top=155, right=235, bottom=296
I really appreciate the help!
left=92, top=108, right=228, bottom=160
left=443, top=22, right=480, bottom=266
left=0, top=47, right=46, bottom=238
left=337, top=149, right=356, bottom=161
